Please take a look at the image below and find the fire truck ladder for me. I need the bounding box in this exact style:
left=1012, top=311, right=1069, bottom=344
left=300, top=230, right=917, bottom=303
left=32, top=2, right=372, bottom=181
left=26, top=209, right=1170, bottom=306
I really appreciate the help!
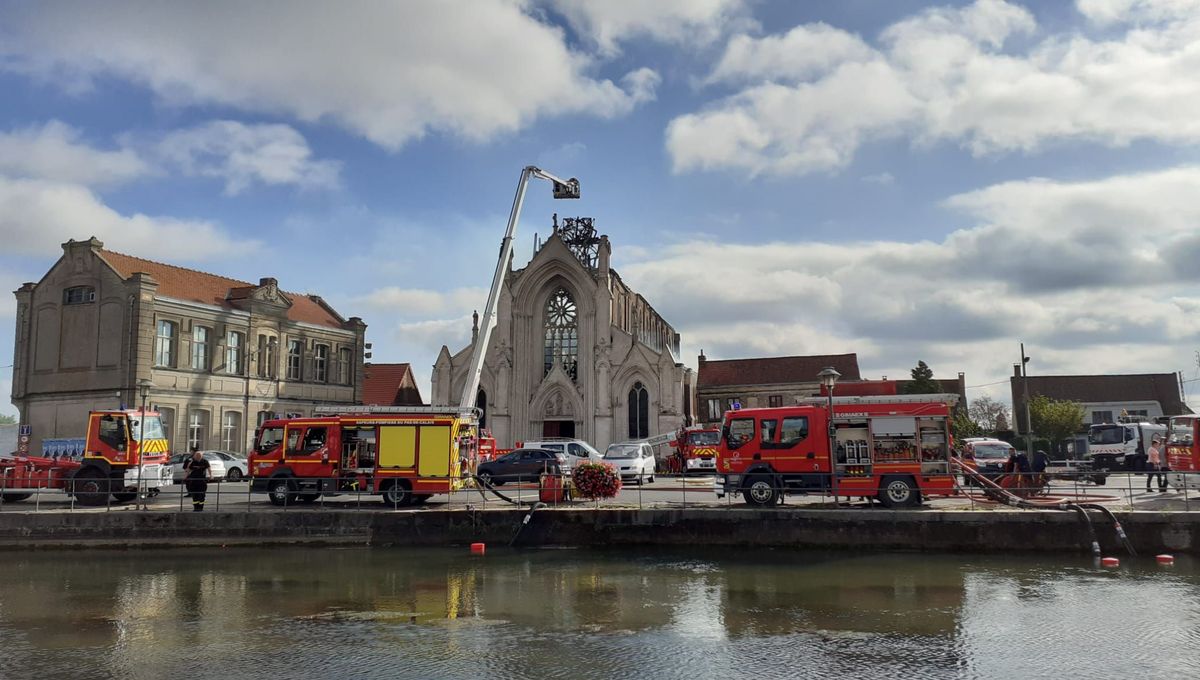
left=951, top=456, right=1135, bottom=557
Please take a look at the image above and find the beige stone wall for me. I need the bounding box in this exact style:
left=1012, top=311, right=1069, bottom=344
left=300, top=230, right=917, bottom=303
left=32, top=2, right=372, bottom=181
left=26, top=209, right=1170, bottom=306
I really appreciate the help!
left=11, top=241, right=365, bottom=456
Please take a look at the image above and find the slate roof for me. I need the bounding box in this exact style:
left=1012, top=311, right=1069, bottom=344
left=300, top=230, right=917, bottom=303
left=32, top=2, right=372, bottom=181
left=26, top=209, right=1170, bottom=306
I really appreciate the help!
left=362, top=363, right=424, bottom=406
left=1011, top=373, right=1191, bottom=429
left=98, top=250, right=346, bottom=328
left=699, top=353, right=862, bottom=388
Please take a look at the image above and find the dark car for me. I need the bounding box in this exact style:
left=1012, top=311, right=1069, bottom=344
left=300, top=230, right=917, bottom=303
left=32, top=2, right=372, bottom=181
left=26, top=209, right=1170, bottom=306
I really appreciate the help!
left=477, top=448, right=565, bottom=485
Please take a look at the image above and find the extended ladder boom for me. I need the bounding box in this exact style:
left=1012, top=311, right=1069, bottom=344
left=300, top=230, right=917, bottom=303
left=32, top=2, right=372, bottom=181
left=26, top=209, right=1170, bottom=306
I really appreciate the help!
left=457, top=166, right=579, bottom=410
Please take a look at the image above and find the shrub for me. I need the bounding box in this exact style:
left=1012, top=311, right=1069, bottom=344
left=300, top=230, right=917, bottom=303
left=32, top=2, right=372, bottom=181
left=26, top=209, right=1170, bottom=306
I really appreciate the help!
left=572, top=462, right=621, bottom=500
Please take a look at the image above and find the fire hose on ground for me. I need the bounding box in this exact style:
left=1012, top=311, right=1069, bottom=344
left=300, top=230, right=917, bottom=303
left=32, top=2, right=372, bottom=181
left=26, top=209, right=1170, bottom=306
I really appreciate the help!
left=951, top=457, right=1136, bottom=557
left=467, top=473, right=546, bottom=546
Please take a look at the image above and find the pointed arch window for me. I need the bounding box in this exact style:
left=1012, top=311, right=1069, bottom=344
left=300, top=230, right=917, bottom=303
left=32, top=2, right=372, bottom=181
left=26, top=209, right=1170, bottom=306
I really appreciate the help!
left=544, top=287, right=578, bottom=380
left=476, top=389, right=488, bottom=430
left=628, top=381, right=650, bottom=439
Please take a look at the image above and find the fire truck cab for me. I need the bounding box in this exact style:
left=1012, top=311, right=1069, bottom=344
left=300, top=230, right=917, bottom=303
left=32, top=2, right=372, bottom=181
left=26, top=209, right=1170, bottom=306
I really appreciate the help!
left=1166, top=414, right=1200, bottom=491
left=249, top=406, right=480, bottom=506
left=715, top=395, right=957, bottom=508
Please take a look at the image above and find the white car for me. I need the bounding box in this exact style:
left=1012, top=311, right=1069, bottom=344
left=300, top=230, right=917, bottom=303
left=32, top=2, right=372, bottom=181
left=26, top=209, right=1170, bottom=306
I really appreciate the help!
left=170, top=450, right=249, bottom=483
left=522, top=439, right=603, bottom=472
left=603, top=441, right=656, bottom=484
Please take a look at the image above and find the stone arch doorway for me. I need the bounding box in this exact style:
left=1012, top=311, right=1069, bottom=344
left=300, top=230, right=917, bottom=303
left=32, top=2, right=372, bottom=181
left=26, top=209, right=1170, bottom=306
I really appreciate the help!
left=542, top=419, right=576, bottom=438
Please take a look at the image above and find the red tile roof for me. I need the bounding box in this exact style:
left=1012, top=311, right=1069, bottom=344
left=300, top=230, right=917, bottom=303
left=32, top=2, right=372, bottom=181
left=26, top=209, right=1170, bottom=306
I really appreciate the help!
left=363, top=363, right=424, bottom=406
left=699, top=353, right=861, bottom=388
left=98, top=250, right=346, bottom=328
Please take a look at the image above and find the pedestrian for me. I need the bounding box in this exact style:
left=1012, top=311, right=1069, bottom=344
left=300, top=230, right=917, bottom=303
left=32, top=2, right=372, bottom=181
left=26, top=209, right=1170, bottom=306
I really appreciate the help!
left=1146, top=437, right=1168, bottom=492
left=182, top=447, right=211, bottom=511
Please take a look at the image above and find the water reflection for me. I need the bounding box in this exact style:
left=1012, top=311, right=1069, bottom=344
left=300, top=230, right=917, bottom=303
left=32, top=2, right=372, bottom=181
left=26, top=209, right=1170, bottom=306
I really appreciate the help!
left=0, top=548, right=1197, bottom=679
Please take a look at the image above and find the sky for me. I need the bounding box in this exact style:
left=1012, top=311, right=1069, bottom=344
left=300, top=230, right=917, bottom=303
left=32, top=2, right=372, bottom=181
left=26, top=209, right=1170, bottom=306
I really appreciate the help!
left=3, top=0, right=1200, bottom=418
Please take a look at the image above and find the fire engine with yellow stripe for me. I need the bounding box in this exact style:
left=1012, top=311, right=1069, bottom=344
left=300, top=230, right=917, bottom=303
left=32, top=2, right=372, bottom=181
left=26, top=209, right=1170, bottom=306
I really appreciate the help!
left=1, top=409, right=171, bottom=506
left=248, top=406, right=481, bottom=506
left=715, top=395, right=958, bottom=508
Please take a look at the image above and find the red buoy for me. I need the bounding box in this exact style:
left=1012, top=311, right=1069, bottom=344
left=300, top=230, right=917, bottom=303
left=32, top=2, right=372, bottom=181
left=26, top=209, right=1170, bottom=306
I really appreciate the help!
left=1101, top=557, right=1120, bottom=568
left=1156, top=554, right=1175, bottom=565
left=470, top=542, right=486, bottom=555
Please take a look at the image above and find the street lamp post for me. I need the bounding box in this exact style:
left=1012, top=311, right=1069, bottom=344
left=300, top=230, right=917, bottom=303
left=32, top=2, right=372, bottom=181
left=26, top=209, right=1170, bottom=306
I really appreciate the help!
left=136, top=378, right=153, bottom=510
left=1020, top=343, right=1032, bottom=461
left=818, top=367, right=841, bottom=505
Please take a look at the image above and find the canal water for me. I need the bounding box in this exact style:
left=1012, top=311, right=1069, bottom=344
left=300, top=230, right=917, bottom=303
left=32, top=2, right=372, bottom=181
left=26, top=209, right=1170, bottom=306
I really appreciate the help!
left=0, top=547, right=1197, bottom=679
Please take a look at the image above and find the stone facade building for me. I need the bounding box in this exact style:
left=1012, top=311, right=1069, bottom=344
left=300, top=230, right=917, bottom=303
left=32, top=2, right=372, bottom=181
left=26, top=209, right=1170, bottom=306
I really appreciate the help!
left=430, top=217, right=693, bottom=450
left=10, top=238, right=366, bottom=455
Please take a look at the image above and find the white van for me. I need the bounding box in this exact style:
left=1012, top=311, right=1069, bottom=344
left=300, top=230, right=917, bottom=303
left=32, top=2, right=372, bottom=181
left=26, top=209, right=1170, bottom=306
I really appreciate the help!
left=521, top=438, right=603, bottom=472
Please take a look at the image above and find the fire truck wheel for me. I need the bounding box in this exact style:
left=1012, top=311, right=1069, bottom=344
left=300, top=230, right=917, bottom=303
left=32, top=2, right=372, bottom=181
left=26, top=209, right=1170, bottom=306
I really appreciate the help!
left=72, top=468, right=112, bottom=506
left=268, top=478, right=297, bottom=506
left=742, top=475, right=779, bottom=507
left=878, top=476, right=918, bottom=508
left=0, top=493, right=32, bottom=503
left=382, top=481, right=413, bottom=507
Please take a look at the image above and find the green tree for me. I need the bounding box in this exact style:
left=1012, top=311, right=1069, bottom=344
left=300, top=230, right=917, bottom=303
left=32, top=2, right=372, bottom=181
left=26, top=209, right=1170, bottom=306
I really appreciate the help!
left=1028, top=395, right=1086, bottom=446
left=0, top=414, right=16, bottom=425
left=968, top=396, right=1010, bottom=434
left=952, top=410, right=982, bottom=441
left=902, top=360, right=941, bottom=394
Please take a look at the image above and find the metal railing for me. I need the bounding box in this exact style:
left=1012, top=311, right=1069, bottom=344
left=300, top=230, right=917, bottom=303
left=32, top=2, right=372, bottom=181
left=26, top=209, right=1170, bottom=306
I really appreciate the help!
left=2, top=469, right=1199, bottom=513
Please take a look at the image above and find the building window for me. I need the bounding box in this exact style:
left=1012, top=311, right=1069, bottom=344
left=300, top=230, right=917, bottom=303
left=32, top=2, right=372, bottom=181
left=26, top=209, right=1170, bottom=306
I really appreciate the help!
left=225, top=331, right=243, bottom=375
left=314, top=344, right=329, bottom=383
left=257, top=335, right=278, bottom=378
left=707, top=398, right=722, bottom=422
left=543, top=287, right=578, bottom=380
left=338, top=347, right=352, bottom=385
left=192, top=326, right=210, bottom=371
left=287, top=339, right=303, bottom=380
left=187, top=409, right=209, bottom=450
left=221, top=411, right=242, bottom=452
left=62, top=286, right=95, bottom=305
left=628, top=381, right=650, bottom=439
left=155, top=320, right=176, bottom=367
left=1092, top=410, right=1114, bottom=425
left=769, top=395, right=783, bottom=408
left=257, top=410, right=273, bottom=427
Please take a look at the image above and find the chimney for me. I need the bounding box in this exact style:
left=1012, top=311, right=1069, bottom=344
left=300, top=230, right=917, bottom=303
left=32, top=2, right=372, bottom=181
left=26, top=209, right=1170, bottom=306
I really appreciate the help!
left=1013, top=363, right=1022, bottom=378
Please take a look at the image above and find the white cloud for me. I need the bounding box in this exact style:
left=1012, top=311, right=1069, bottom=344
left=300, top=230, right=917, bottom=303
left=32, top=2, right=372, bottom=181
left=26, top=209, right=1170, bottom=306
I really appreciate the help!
left=547, top=0, right=750, bottom=55
left=616, top=166, right=1200, bottom=404
left=0, top=1, right=658, bottom=150
left=153, top=121, right=340, bottom=195
left=669, top=0, right=1200, bottom=175
left=0, top=176, right=260, bottom=261
left=0, top=120, right=149, bottom=187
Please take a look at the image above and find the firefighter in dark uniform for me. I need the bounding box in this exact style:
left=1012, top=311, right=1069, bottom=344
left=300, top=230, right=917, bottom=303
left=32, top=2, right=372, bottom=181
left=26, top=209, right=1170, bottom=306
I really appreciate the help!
left=182, top=447, right=212, bottom=511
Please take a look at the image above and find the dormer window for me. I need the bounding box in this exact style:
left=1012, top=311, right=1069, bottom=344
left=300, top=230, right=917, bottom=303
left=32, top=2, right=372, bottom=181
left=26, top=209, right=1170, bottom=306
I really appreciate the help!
left=63, top=286, right=95, bottom=305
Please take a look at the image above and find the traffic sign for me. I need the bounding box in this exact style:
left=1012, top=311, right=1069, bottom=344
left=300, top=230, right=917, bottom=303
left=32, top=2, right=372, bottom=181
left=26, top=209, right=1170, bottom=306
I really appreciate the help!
left=18, top=424, right=31, bottom=436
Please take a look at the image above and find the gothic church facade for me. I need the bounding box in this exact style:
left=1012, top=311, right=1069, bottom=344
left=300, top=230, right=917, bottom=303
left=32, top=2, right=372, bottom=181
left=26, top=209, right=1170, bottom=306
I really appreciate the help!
left=430, top=217, right=693, bottom=450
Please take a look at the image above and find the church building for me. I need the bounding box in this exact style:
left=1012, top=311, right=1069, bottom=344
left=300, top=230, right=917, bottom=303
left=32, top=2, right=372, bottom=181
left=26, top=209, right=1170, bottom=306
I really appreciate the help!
left=430, top=216, right=694, bottom=450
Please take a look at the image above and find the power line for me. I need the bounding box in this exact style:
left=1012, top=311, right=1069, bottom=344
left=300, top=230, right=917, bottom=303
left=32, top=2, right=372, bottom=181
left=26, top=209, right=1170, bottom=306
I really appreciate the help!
left=965, top=379, right=1009, bottom=389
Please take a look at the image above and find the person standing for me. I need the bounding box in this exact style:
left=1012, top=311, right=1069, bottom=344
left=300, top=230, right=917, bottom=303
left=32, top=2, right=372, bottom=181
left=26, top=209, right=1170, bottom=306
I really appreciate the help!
left=1146, top=437, right=1168, bottom=492
left=182, top=447, right=212, bottom=511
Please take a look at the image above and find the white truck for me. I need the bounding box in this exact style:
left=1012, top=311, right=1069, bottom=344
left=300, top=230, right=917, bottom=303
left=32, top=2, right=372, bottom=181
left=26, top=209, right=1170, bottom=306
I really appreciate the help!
left=1084, top=420, right=1181, bottom=485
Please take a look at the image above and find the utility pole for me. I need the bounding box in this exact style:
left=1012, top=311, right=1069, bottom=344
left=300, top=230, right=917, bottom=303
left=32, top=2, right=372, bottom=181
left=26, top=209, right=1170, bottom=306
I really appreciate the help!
left=1021, top=343, right=1033, bottom=460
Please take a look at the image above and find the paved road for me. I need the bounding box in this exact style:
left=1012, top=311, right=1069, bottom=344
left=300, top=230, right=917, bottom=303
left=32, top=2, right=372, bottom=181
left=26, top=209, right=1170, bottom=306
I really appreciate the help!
left=3, top=473, right=1197, bottom=513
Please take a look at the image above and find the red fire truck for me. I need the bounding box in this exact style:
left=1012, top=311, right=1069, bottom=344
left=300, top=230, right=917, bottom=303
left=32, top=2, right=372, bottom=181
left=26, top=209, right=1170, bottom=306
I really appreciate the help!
left=0, top=409, right=171, bottom=505
left=248, top=406, right=481, bottom=506
left=1165, top=414, right=1200, bottom=491
left=715, top=395, right=957, bottom=507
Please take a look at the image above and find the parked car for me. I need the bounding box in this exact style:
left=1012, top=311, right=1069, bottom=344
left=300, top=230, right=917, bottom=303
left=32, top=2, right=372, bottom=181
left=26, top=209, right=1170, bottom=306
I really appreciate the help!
left=521, top=439, right=602, bottom=472
left=477, top=448, right=565, bottom=485
left=961, top=438, right=1015, bottom=483
left=170, top=450, right=249, bottom=483
left=603, top=441, right=656, bottom=484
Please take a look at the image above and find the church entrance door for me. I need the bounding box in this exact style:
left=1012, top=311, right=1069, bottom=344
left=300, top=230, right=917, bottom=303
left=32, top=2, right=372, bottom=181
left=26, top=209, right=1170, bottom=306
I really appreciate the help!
left=542, top=420, right=576, bottom=439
